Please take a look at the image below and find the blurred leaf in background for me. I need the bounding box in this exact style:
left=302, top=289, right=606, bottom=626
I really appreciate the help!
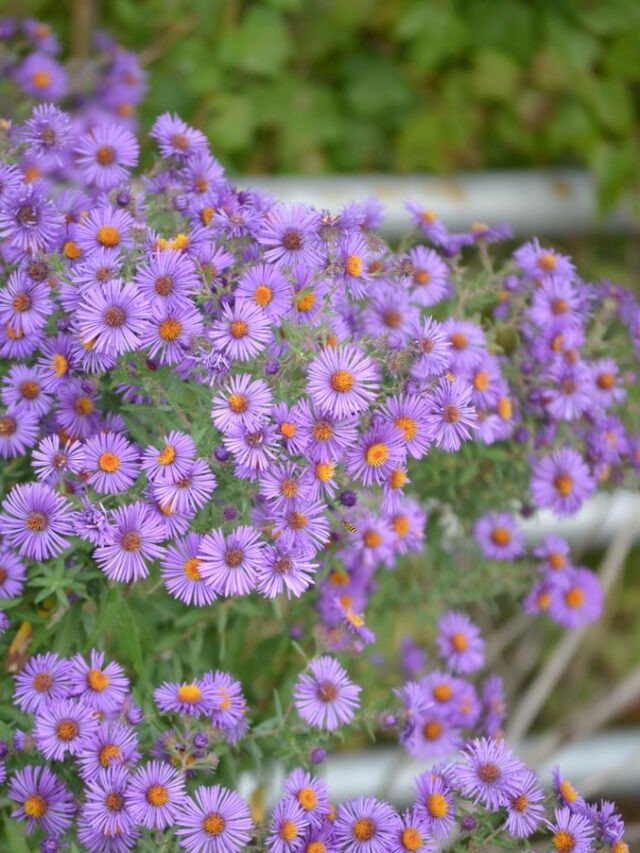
left=7, top=0, right=640, bottom=210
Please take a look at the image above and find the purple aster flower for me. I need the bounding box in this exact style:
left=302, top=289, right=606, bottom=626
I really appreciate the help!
left=154, top=678, right=214, bottom=716
left=259, top=462, right=312, bottom=511
left=94, top=501, right=166, bottom=583
left=236, top=263, right=292, bottom=321
left=76, top=811, right=139, bottom=852
left=76, top=205, right=134, bottom=255
left=482, top=674, right=507, bottom=737
left=408, top=317, right=450, bottom=379
left=402, top=706, right=460, bottom=759
left=334, top=796, right=401, bottom=853
left=150, top=112, right=208, bottom=160
left=336, top=232, right=372, bottom=299
left=413, top=771, right=455, bottom=840
left=267, top=798, right=309, bottom=853
left=453, top=737, right=524, bottom=811
left=0, top=548, right=26, bottom=599
left=141, top=431, right=196, bottom=484
left=0, top=406, right=39, bottom=458
left=0, top=181, right=61, bottom=257
left=426, top=379, right=477, bottom=452
left=473, top=511, right=525, bottom=561
left=405, top=203, right=450, bottom=244
left=442, top=318, right=487, bottom=374
left=545, top=806, right=595, bottom=853
left=8, top=765, right=74, bottom=838
left=175, top=784, right=253, bottom=852
left=199, top=526, right=265, bottom=597
left=283, top=768, right=330, bottom=829
left=21, top=104, right=71, bottom=162
left=534, top=535, right=572, bottom=575
left=530, top=448, right=595, bottom=516
left=33, top=697, right=99, bottom=760
left=2, top=363, right=51, bottom=417
left=294, top=399, right=358, bottom=462
left=223, top=420, right=279, bottom=476
left=307, top=344, right=379, bottom=418
left=548, top=568, right=603, bottom=629
left=74, top=498, right=112, bottom=546
left=544, top=360, right=592, bottom=422
left=152, top=457, right=216, bottom=514
left=77, top=720, right=141, bottom=781
left=76, top=279, right=147, bottom=356
left=15, top=52, right=68, bottom=99
left=210, top=300, right=271, bottom=362
left=32, top=435, right=84, bottom=484
left=0, top=482, right=73, bottom=561
left=128, top=760, right=187, bottom=830
left=140, top=301, right=203, bottom=365
left=293, top=655, right=361, bottom=731
left=258, top=203, right=321, bottom=267
left=504, top=769, right=545, bottom=838
left=83, top=431, right=140, bottom=495
left=135, top=249, right=200, bottom=307
left=211, top=373, right=273, bottom=432
left=407, top=245, right=450, bottom=307
left=203, top=670, right=248, bottom=733
left=161, top=532, right=217, bottom=606
left=75, top=124, right=140, bottom=190
left=551, top=767, right=586, bottom=812
left=391, top=808, right=435, bottom=853
left=590, top=357, right=626, bottom=408
left=436, top=611, right=485, bottom=674
left=256, top=542, right=318, bottom=599
left=80, top=764, right=135, bottom=839
left=14, top=652, right=73, bottom=714
left=594, top=800, right=625, bottom=845
left=55, top=379, right=100, bottom=439
left=380, top=394, right=432, bottom=460
left=346, top=422, right=407, bottom=487
left=515, top=238, right=576, bottom=280
left=69, top=649, right=130, bottom=713
left=272, top=500, right=331, bottom=553
left=0, top=272, right=51, bottom=336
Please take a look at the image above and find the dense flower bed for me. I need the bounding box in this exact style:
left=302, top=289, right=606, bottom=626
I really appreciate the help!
left=0, top=19, right=637, bottom=853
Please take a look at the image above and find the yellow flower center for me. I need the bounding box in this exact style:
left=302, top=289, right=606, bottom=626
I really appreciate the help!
left=353, top=818, right=375, bottom=841
left=366, top=442, right=389, bottom=467
left=363, top=529, right=382, bottom=548
left=230, top=320, right=248, bottom=339
left=330, top=369, right=354, bottom=393
left=554, top=474, right=573, bottom=497
left=315, top=462, right=334, bottom=482
left=177, top=683, right=202, bottom=703
left=297, top=787, right=318, bottom=810
left=538, top=252, right=557, bottom=272
left=345, top=254, right=363, bottom=278
left=63, top=240, right=82, bottom=260
left=559, top=779, right=578, bottom=802
left=96, top=226, right=120, bottom=248
left=565, top=587, right=585, bottom=609
left=392, top=514, right=410, bottom=537
left=389, top=468, right=407, bottom=489
left=203, top=813, right=226, bottom=835
left=433, top=683, right=453, bottom=702
left=512, top=794, right=529, bottom=813
left=87, top=668, right=110, bottom=692
left=553, top=830, right=575, bottom=853
left=497, top=397, right=513, bottom=420
left=280, top=421, right=297, bottom=439
left=146, top=784, right=169, bottom=806
left=490, top=526, right=511, bottom=546
left=99, top=451, right=120, bottom=473
left=401, top=827, right=423, bottom=850
left=254, top=284, right=273, bottom=306
left=296, top=291, right=316, bottom=312
left=158, top=444, right=176, bottom=465
left=31, top=70, right=51, bottom=88
left=280, top=819, right=299, bottom=841
left=96, top=145, right=116, bottom=166
left=99, top=744, right=122, bottom=767
left=423, top=721, right=443, bottom=741
left=52, top=353, right=69, bottom=377
left=395, top=416, right=417, bottom=441
left=56, top=719, right=79, bottom=741
left=426, top=792, right=448, bottom=818
left=281, top=479, right=299, bottom=498
left=24, top=794, right=48, bottom=818
left=307, top=843, right=326, bottom=853
left=159, top=319, right=182, bottom=341
left=451, top=631, right=469, bottom=651
left=184, top=558, right=202, bottom=581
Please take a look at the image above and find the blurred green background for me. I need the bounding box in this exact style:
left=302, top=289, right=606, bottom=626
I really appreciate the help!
left=6, top=0, right=640, bottom=212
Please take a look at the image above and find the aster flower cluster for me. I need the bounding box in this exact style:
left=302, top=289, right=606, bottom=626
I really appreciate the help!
left=1, top=645, right=630, bottom=851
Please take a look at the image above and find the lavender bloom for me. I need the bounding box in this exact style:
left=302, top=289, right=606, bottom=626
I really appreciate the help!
left=14, top=652, right=73, bottom=714
left=426, top=380, right=476, bottom=452
left=413, top=771, right=455, bottom=840
left=94, top=501, right=166, bottom=583
left=8, top=765, right=74, bottom=837
left=545, top=807, right=595, bottom=853
left=307, top=344, right=379, bottom=418
left=456, top=738, right=524, bottom=809
left=198, top=526, right=265, bottom=597
left=267, top=798, right=309, bottom=853
left=161, top=532, right=217, bottom=606
left=282, top=768, right=330, bottom=829
left=211, top=373, right=273, bottom=432
left=15, top=52, right=68, bottom=100
left=175, top=784, right=253, bottom=852
left=76, top=279, right=148, bottom=356
left=0, top=548, right=26, bottom=599
left=76, top=720, right=141, bottom=780
left=548, top=568, right=603, bottom=629
left=530, top=448, right=595, bottom=516
left=141, top=430, right=196, bottom=483
left=150, top=112, right=208, bottom=160
left=334, top=796, right=401, bottom=853
left=473, top=511, right=525, bottom=561
left=258, top=203, right=321, bottom=267
left=0, top=483, right=73, bottom=560
left=33, top=697, right=99, bottom=760
left=0, top=407, right=39, bottom=458
left=209, top=300, right=272, bottom=362
left=21, top=104, right=71, bottom=162
left=83, top=431, right=140, bottom=495
left=80, top=764, right=135, bottom=839
left=128, top=760, right=187, bottom=830
left=436, top=611, right=485, bottom=674
left=391, top=808, right=435, bottom=853
left=504, top=769, right=545, bottom=838
left=0, top=181, right=61, bottom=256
left=256, top=543, right=318, bottom=599
left=293, top=656, right=361, bottom=731
left=75, top=124, right=140, bottom=190
left=69, top=649, right=130, bottom=713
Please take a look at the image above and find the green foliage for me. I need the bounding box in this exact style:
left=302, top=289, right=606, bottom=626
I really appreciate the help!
left=8, top=0, right=640, bottom=207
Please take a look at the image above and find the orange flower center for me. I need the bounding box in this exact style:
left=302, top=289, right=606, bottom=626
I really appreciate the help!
left=230, top=320, right=248, bottom=339
left=56, top=719, right=79, bottom=741
left=96, top=145, right=116, bottom=166
left=24, top=794, right=48, bottom=818
left=280, top=819, right=299, bottom=841
left=159, top=319, right=182, bottom=341
left=330, top=370, right=354, bottom=393
left=97, top=226, right=120, bottom=248
left=184, top=558, right=202, bottom=581
left=565, top=587, right=585, bottom=609
left=553, top=830, right=575, bottom=853
left=158, top=444, right=176, bottom=465
left=401, top=827, right=423, bottom=850
left=490, top=527, right=511, bottom=546
left=366, top=442, right=389, bottom=467
left=177, top=684, right=202, bottom=703
left=87, top=668, right=110, bottom=692
left=554, top=474, right=573, bottom=496
left=203, top=813, right=226, bottom=835
left=99, top=451, right=120, bottom=473
left=345, top=255, right=363, bottom=278
left=254, top=284, right=273, bottom=306
left=426, top=792, right=448, bottom=818
left=353, top=818, right=375, bottom=841
left=297, top=787, right=318, bottom=810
